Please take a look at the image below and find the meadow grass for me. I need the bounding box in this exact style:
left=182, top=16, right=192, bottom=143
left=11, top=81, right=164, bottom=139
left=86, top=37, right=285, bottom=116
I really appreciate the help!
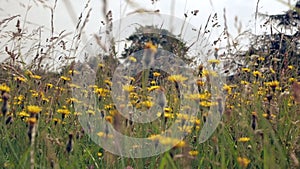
left=0, top=1, right=300, bottom=169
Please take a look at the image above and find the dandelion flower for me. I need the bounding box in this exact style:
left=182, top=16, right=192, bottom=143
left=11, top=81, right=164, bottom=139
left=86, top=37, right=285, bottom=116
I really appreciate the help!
left=289, top=78, right=296, bottom=83
left=60, top=76, right=70, bottom=81
left=242, top=68, right=251, bottom=72
left=196, top=79, right=205, bottom=86
left=30, top=75, right=41, bottom=80
left=164, top=112, right=174, bottom=119
left=148, top=85, right=160, bottom=92
left=57, top=108, right=71, bottom=115
left=14, top=76, right=27, bottom=83
left=0, top=84, right=10, bottom=93
left=104, top=79, right=112, bottom=86
left=167, top=75, right=187, bottom=83
left=153, top=72, right=161, bottom=77
left=97, top=152, right=103, bottom=157
left=46, top=83, right=53, bottom=89
left=238, top=137, right=250, bottom=142
left=208, top=59, right=220, bottom=64
left=18, top=111, right=30, bottom=117
left=288, top=65, right=294, bottom=70
left=237, top=157, right=250, bottom=168
left=252, top=71, right=262, bottom=77
left=98, top=63, right=104, bottom=68
left=265, top=81, right=279, bottom=88
left=258, top=56, right=265, bottom=61
left=95, top=88, right=109, bottom=97
left=128, top=56, right=137, bottom=62
left=142, top=100, right=153, bottom=109
left=123, top=85, right=135, bottom=92
left=174, top=140, right=186, bottom=148
left=27, top=117, right=37, bottom=125
left=105, top=116, right=113, bottom=123
left=27, top=105, right=42, bottom=114
left=188, top=150, right=199, bottom=156
left=66, top=98, right=80, bottom=104
left=145, top=41, right=157, bottom=53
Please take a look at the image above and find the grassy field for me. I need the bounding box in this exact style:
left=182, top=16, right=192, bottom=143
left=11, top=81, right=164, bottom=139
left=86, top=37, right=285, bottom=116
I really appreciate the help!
left=0, top=1, right=300, bottom=169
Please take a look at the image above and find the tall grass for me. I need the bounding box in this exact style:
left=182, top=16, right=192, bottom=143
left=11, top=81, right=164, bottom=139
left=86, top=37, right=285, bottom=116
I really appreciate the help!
left=0, top=0, right=299, bottom=169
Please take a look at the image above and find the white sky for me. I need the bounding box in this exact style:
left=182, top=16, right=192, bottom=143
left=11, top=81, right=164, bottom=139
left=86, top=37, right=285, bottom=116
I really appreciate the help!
left=0, top=0, right=291, bottom=36
left=0, top=0, right=293, bottom=64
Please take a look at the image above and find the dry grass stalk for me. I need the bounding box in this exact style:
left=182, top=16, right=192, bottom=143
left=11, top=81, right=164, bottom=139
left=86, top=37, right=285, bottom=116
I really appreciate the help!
left=292, top=82, right=300, bottom=103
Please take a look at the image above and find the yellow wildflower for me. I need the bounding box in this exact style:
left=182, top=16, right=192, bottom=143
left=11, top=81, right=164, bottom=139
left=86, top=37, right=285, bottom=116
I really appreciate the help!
left=164, top=107, right=172, bottom=113
left=200, top=101, right=216, bottom=107
left=237, top=157, right=250, bottom=168
left=57, top=108, right=70, bottom=115
left=123, top=85, right=135, bottom=92
left=188, top=150, right=199, bottom=156
left=97, top=131, right=113, bottom=138
left=66, top=98, right=80, bottom=104
left=74, top=112, right=82, bottom=116
left=105, top=116, right=113, bottom=123
left=187, top=92, right=211, bottom=101
left=104, top=104, right=114, bottom=110
left=178, top=125, right=193, bottom=133
left=30, top=90, right=39, bottom=97
left=202, top=69, right=209, bottom=76
left=174, top=140, right=186, bottom=148
left=18, top=111, right=30, bottom=117
left=68, top=70, right=79, bottom=75
left=42, top=97, right=50, bottom=103
left=0, top=84, right=10, bottom=93
left=87, top=109, right=96, bottom=115
left=129, top=56, right=137, bottom=62
left=95, top=88, right=109, bottom=97
left=148, top=134, right=161, bottom=141
left=252, top=71, right=262, bottom=77
left=258, top=56, right=265, bottom=61
left=142, top=100, right=153, bottom=109
left=241, top=80, right=249, bottom=85
left=167, top=75, right=187, bottom=83
left=148, top=85, right=160, bottom=92
left=27, top=117, right=37, bottom=125
left=60, top=76, right=70, bottom=81
left=27, top=105, right=42, bottom=114
left=104, top=79, right=112, bottom=86
left=288, top=65, right=294, bottom=70
left=196, top=79, right=205, bottom=86
left=46, top=83, right=53, bottom=89
left=208, top=59, right=220, bottom=64
left=14, top=76, right=27, bottom=82
left=30, top=75, right=41, bottom=80
left=153, top=72, right=161, bottom=77
left=164, top=112, right=174, bottom=119
left=150, top=80, right=156, bottom=85
left=176, top=113, right=190, bottom=120
left=265, top=81, right=279, bottom=90
left=25, top=70, right=33, bottom=76
left=68, top=83, right=80, bottom=88
left=262, top=113, right=276, bottom=118
left=238, top=137, right=250, bottom=142
left=98, top=63, right=104, bottom=68
left=145, top=41, right=157, bottom=53
left=242, top=68, right=250, bottom=72
left=289, top=78, right=296, bottom=83
left=223, top=84, right=232, bottom=94
left=97, top=152, right=103, bottom=157
left=269, top=67, right=276, bottom=74
left=53, top=118, right=61, bottom=124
